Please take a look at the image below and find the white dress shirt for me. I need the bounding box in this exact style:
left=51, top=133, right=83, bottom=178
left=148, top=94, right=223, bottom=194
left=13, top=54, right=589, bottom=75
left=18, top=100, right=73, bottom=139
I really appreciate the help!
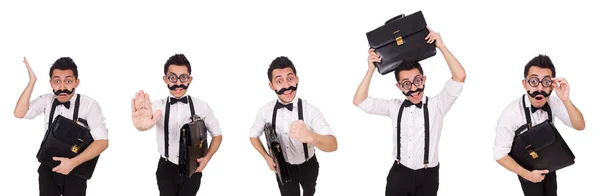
left=493, top=95, right=573, bottom=160
left=24, top=93, right=109, bottom=140
left=250, top=97, right=335, bottom=165
left=358, top=79, right=464, bottom=170
left=151, top=93, right=222, bottom=164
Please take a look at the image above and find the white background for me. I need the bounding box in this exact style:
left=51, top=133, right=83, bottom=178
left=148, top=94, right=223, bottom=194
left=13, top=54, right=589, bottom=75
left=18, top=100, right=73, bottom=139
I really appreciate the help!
left=1, top=0, right=598, bottom=195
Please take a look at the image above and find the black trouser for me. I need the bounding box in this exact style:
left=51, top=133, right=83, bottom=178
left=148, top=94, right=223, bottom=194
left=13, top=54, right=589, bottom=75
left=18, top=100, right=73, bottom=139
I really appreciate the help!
left=38, top=164, right=87, bottom=196
left=156, top=158, right=203, bottom=196
left=385, top=161, right=440, bottom=196
left=518, top=171, right=557, bottom=196
left=276, top=155, right=320, bottom=196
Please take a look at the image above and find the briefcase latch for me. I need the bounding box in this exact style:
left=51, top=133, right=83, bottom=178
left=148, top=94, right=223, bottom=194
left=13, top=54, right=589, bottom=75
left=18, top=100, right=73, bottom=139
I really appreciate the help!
left=525, top=144, right=538, bottom=159
left=71, top=138, right=83, bottom=153
left=394, top=30, right=404, bottom=46
left=529, top=151, right=539, bottom=159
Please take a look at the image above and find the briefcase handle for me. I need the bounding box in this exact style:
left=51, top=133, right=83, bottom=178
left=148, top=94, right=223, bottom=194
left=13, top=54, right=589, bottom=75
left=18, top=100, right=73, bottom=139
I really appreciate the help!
left=385, top=14, right=406, bottom=25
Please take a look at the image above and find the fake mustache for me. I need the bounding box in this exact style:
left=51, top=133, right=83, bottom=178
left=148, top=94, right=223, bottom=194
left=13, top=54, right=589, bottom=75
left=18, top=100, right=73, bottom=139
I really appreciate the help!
left=168, top=84, right=189, bottom=90
left=402, top=85, right=425, bottom=96
left=53, top=89, right=74, bottom=95
left=528, top=90, right=552, bottom=98
left=275, top=84, right=298, bottom=95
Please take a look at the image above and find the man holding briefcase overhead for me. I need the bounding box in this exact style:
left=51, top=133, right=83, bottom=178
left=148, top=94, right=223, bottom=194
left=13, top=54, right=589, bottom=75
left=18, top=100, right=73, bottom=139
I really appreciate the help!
left=493, top=55, right=585, bottom=196
left=354, top=25, right=466, bottom=196
left=131, top=54, right=223, bottom=196
left=14, top=57, right=109, bottom=196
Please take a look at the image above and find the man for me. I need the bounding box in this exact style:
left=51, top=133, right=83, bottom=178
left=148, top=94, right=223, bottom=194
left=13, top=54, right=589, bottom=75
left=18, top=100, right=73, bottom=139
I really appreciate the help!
left=131, top=54, right=223, bottom=196
left=249, top=56, right=338, bottom=196
left=493, top=54, right=585, bottom=196
left=353, top=27, right=466, bottom=196
left=14, top=57, right=110, bottom=196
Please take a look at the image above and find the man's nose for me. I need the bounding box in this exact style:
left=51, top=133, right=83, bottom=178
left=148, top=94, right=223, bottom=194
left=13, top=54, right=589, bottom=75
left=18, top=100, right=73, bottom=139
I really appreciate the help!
left=283, top=80, right=292, bottom=88
left=59, top=82, right=67, bottom=90
left=535, top=83, right=544, bottom=91
left=174, top=79, right=183, bottom=85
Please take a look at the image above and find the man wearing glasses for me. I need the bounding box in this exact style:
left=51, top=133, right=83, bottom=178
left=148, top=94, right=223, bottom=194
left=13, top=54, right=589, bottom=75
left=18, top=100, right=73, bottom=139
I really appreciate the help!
left=352, top=27, right=466, bottom=196
left=493, top=54, right=585, bottom=196
left=130, top=54, right=223, bottom=196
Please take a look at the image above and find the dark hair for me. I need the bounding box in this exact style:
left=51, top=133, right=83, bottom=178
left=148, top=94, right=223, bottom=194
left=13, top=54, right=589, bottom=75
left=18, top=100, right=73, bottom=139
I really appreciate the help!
left=164, top=54, right=191, bottom=75
left=267, top=56, right=297, bottom=82
left=49, top=57, right=78, bottom=79
left=524, top=54, right=556, bottom=78
left=394, top=61, right=424, bottom=82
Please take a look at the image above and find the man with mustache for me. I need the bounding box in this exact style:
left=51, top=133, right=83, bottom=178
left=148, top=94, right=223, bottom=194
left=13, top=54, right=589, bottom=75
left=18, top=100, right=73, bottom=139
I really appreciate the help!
left=353, top=27, right=466, bottom=196
left=249, top=56, right=338, bottom=196
left=493, top=54, right=585, bottom=196
left=14, top=57, right=110, bottom=196
left=131, top=54, right=223, bottom=196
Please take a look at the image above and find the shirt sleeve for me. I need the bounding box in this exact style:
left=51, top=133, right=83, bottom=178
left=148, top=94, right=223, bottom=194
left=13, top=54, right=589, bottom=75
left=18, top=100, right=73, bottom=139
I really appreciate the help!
left=306, top=102, right=334, bottom=136
left=548, top=96, right=574, bottom=128
left=249, top=105, right=268, bottom=138
left=493, top=106, right=520, bottom=160
left=199, top=101, right=222, bottom=137
left=85, top=99, right=109, bottom=140
left=357, top=96, right=392, bottom=117
left=23, top=94, right=52, bottom=119
left=432, top=79, right=464, bottom=115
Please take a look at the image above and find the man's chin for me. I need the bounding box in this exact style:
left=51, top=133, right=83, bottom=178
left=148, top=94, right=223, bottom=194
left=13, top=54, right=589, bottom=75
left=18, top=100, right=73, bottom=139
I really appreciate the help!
left=277, top=94, right=295, bottom=103
left=170, top=89, right=186, bottom=97
left=56, top=96, right=71, bottom=102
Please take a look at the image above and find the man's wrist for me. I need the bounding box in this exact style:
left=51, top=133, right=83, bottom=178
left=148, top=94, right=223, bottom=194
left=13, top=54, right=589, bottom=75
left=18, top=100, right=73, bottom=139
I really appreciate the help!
left=309, top=132, right=319, bottom=144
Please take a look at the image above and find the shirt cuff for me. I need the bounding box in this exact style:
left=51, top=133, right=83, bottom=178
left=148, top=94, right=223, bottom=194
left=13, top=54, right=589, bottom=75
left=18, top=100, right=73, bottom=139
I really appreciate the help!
left=90, top=129, right=109, bottom=140
left=357, top=97, right=374, bottom=112
left=444, top=78, right=464, bottom=97
left=493, top=146, right=510, bottom=160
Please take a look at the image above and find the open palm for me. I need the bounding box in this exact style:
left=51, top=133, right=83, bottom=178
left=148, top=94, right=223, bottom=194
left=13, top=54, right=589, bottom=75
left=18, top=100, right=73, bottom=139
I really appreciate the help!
left=131, top=90, right=162, bottom=130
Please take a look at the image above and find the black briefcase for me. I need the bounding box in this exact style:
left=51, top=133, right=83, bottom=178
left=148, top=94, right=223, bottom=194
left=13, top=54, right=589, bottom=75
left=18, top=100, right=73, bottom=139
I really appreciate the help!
left=509, top=120, right=575, bottom=172
left=37, top=115, right=99, bottom=180
left=366, top=10, right=436, bottom=75
left=264, top=123, right=292, bottom=184
left=179, top=114, right=208, bottom=178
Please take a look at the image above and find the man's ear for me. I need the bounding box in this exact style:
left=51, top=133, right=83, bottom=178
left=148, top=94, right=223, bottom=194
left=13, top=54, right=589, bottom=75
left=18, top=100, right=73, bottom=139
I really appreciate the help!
left=395, top=82, right=402, bottom=90
left=74, top=78, right=80, bottom=88
left=163, top=76, right=168, bottom=85
left=522, top=79, right=527, bottom=89
left=188, top=76, right=193, bottom=84
left=269, top=82, right=275, bottom=91
left=423, top=75, right=427, bottom=85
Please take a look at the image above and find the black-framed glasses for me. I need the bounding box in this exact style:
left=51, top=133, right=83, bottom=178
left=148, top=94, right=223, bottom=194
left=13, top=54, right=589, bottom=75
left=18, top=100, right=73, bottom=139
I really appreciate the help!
left=526, top=76, right=552, bottom=88
left=399, top=75, right=423, bottom=90
left=167, top=73, right=190, bottom=83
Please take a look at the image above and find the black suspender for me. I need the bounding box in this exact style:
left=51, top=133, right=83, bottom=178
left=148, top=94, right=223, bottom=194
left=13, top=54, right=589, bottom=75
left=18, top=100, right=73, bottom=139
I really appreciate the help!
left=396, top=97, right=430, bottom=167
left=163, top=96, right=196, bottom=160
left=514, top=95, right=553, bottom=135
left=298, top=100, right=309, bottom=161
left=272, top=98, right=309, bottom=161
left=164, top=98, right=171, bottom=159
